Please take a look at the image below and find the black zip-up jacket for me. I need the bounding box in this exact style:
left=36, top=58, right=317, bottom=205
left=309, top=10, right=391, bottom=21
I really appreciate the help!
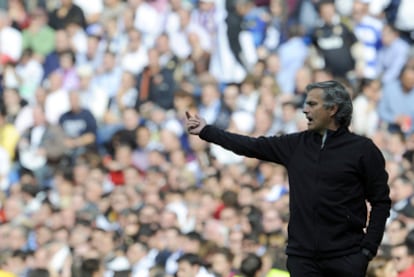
left=199, top=125, right=391, bottom=258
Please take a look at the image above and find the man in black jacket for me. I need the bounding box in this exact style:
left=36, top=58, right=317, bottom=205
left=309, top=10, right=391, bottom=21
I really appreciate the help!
left=185, top=80, right=391, bottom=276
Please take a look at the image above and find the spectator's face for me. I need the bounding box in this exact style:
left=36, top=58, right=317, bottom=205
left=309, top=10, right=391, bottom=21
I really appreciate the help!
left=33, top=106, right=46, bottom=126
left=55, top=30, right=70, bottom=52
left=365, top=80, right=381, bottom=102
left=265, top=54, right=280, bottom=74
left=352, top=1, right=367, bottom=22
left=401, top=67, right=414, bottom=92
left=182, top=238, right=201, bottom=254
left=389, top=177, right=413, bottom=203
left=223, top=85, right=239, bottom=111
left=8, top=228, right=27, bottom=251
left=4, top=198, right=23, bottom=221
left=61, top=0, right=73, bottom=7
left=386, top=221, right=408, bottom=246
left=47, top=72, right=64, bottom=91
left=201, top=84, right=219, bottom=106
left=127, top=30, right=141, bottom=51
left=136, top=127, right=151, bottom=148
left=127, top=243, right=146, bottom=264
left=59, top=53, right=74, bottom=69
left=382, top=25, right=397, bottom=46
left=3, top=88, right=20, bottom=107
left=103, top=52, right=116, bottom=70
left=303, top=88, right=336, bottom=135
left=211, top=253, right=232, bottom=277
left=319, top=3, right=336, bottom=23
left=35, top=226, right=53, bottom=247
left=177, top=261, right=198, bottom=277
left=391, top=245, right=413, bottom=273
left=254, top=107, right=272, bottom=134
left=156, top=35, right=170, bottom=54
left=121, top=72, right=135, bottom=89
left=262, top=210, right=283, bottom=233
left=178, top=9, right=191, bottom=27
left=69, top=92, right=82, bottom=112
left=219, top=207, right=239, bottom=229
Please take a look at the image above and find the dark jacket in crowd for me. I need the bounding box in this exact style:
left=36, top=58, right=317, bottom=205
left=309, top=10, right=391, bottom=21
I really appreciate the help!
left=199, top=125, right=391, bottom=258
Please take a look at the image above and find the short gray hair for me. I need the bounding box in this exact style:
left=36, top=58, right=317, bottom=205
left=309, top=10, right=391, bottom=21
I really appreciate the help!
left=305, top=80, right=353, bottom=127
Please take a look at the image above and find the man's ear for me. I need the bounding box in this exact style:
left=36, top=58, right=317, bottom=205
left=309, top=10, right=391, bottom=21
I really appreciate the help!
left=329, top=104, right=338, bottom=117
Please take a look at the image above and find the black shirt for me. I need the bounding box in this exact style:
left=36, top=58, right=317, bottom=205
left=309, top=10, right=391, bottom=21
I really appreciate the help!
left=200, top=125, right=391, bottom=258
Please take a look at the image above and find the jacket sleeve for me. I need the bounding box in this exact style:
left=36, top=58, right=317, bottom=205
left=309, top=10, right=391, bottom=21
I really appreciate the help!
left=199, top=125, right=295, bottom=166
left=360, top=139, right=391, bottom=255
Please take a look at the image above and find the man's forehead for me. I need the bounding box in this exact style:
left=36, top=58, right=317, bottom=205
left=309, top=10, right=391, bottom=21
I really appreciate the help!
left=306, top=88, right=324, bottom=100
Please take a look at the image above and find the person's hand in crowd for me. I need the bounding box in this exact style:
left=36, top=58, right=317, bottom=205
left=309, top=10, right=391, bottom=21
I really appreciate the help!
left=395, top=114, right=412, bottom=132
left=185, top=111, right=206, bottom=135
left=64, top=138, right=77, bottom=149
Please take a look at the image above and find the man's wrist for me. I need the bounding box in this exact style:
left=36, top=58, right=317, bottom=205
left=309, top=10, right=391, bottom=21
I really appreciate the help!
left=361, top=248, right=374, bottom=261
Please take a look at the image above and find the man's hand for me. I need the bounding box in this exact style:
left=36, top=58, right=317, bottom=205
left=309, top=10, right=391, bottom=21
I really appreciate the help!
left=185, top=111, right=206, bottom=135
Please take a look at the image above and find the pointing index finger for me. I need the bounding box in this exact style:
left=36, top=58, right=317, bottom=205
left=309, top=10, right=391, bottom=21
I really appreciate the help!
left=185, top=111, right=191, bottom=119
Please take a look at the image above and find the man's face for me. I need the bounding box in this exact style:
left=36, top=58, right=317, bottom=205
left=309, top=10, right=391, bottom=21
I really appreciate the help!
left=303, top=88, right=335, bottom=134
left=177, top=261, right=198, bottom=277
left=319, top=3, right=336, bottom=24
left=391, top=245, right=413, bottom=273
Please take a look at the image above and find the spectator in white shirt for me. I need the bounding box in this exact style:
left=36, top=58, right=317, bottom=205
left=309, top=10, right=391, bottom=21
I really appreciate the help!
left=0, top=9, right=22, bottom=63
left=168, top=8, right=211, bottom=60
left=131, top=0, right=162, bottom=48
left=120, top=28, right=148, bottom=75
left=44, top=71, right=70, bottom=125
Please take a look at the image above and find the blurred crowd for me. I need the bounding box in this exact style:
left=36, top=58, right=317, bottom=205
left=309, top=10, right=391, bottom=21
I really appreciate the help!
left=0, top=0, right=413, bottom=276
